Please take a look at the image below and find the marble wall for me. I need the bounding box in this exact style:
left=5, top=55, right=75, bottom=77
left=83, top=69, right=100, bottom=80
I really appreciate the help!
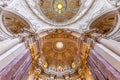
left=0, top=49, right=32, bottom=80
left=88, top=50, right=120, bottom=80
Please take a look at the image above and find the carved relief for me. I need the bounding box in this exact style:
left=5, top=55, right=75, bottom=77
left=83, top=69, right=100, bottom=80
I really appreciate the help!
left=107, top=0, right=120, bottom=6
left=0, top=0, right=13, bottom=7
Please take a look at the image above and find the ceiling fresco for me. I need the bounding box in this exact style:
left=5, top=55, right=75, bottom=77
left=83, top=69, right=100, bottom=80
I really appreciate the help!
left=26, top=0, right=94, bottom=26
left=2, top=11, right=30, bottom=34
left=90, top=11, right=118, bottom=34
left=38, top=0, right=81, bottom=22
left=27, top=29, right=93, bottom=79
left=42, top=30, right=78, bottom=67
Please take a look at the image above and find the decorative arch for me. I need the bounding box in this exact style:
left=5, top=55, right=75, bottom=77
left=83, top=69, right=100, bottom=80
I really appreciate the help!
left=1, top=10, right=30, bottom=35
left=89, top=10, right=118, bottom=35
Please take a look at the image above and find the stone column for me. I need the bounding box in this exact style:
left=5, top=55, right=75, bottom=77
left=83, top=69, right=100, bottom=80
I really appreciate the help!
left=0, top=39, right=10, bottom=44
left=0, top=38, right=21, bottom=55
left=0, top=42, right=26, bottom=71
left=98, top=38, right=120, bottom=56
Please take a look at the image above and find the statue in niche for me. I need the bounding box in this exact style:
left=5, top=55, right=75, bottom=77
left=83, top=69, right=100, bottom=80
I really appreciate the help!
left=57, top=66, right=63, bottom=72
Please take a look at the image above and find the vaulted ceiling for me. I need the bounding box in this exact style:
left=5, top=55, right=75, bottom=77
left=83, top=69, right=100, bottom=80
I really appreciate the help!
left=37, top=0, right=81, bottom=22
left=2, top=11, right=30, bottom=34
left=0, top=0, right=120, bottom=39
left=31, top=29, right=93, bottom=79
left=26, top=0, right=94, bottom=26
left=0, top=0, right=120, bottom=79
left=90, top=11, right=118, bottom=34
left=41, top=29, right=78, bottom=67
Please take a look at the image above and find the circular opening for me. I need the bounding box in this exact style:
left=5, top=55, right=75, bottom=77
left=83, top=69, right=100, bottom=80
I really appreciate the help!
left=58, top=4, right=63, bottom=9
left=56, top=42, right=64, bottom=49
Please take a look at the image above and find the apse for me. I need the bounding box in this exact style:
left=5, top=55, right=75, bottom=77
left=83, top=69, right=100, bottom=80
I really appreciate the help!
left=28, top=29, right=94, bottom=79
